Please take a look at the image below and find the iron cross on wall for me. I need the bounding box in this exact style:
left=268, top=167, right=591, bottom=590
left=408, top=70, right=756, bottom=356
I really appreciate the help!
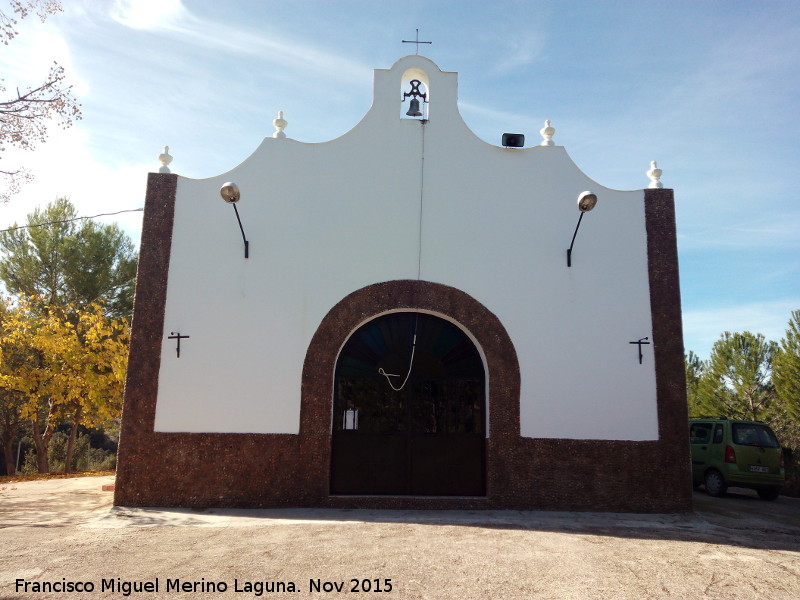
left=629, top=336, right=650, bottom=364
left=168, top=332, right=190, bottom=358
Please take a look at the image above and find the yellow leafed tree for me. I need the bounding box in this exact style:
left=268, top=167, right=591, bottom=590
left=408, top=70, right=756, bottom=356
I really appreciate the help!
left=0, top=297, right=129, bottom=473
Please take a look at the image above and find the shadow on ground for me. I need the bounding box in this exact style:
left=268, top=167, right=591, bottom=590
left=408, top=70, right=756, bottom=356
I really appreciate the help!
left=97, top=490, right=800, bottom=553
left=3, top=476, right=799, bottom=553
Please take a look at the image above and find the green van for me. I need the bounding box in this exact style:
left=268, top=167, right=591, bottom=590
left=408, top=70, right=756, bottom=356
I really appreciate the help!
left=689, top=417, right=785, bottom=500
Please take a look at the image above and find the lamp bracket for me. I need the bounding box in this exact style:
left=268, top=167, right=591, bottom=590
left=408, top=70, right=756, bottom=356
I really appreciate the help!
left=232, top=204, right=249, bottom=259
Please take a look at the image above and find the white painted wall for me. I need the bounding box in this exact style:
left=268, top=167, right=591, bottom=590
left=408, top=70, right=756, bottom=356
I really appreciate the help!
left=153, top=55, right=658, bottom=440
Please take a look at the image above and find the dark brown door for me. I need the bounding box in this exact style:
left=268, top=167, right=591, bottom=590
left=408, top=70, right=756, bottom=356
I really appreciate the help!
left=330, top=312, right=486, bottom=496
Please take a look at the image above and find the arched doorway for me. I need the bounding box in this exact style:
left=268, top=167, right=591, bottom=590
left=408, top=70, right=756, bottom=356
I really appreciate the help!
left=330, top=311, right=486, bottom=496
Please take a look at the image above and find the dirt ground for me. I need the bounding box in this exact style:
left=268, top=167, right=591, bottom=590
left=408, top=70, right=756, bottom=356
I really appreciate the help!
left=1, top=476, right=799, bottom=600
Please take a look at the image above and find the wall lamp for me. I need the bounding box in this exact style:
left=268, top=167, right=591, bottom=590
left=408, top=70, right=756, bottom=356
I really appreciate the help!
left=220, top=182, right=249, bottom=259
left=566, top=191, right=598, bottom=267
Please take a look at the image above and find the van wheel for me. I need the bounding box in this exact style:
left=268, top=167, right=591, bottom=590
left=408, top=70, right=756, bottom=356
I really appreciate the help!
left=704, top=470, right=727, bottom=497
left=757, top=488, right=780, bottom=501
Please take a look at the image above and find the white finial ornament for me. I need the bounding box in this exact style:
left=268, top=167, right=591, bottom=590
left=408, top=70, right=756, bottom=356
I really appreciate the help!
left=158, top=146, right=173, bottom=173
left=540, top=120, right=555, bottom=146
left=273, top=111, right=287, bottom=139
left=647, top=160, right=663, bottom=188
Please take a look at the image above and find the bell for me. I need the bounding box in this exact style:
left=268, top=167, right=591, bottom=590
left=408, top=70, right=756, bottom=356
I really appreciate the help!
left=406, top=98, right=422, bottom=117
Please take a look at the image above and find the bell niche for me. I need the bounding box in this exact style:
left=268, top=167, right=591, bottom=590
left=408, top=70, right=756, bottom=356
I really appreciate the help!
left=401, top=67, right=429, bottom=119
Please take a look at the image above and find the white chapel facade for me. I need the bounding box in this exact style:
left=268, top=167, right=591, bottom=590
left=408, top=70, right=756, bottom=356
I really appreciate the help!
left=116, top=56, right=690, bottom=511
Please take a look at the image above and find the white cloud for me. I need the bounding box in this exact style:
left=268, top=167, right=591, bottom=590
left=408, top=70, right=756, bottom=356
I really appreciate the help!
left=110, top=0, right=189, bottom=31
left=1, top=125, right=148, bottom=246
left=0, top=15, right=89, bottom=96
left=677, top=212, right=800, bottom=251
left=0, top=11, right=144, bottom=237
left=458, top=101, right=541, bottom=136
left=650, top=23, right=800, bottom=147
left=683, top=299, right=798, bottom=359
left=108, top=0, right=368, bottom=83
left=492, top=33, right=546, bottom=75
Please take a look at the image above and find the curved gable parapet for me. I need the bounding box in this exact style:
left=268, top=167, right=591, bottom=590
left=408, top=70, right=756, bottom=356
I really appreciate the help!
left=184, top=55, right=630, bottom=194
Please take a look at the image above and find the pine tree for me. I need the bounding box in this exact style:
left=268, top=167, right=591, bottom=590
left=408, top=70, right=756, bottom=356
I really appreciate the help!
left=0, top=198, right=137, bottom=318
left=696, top=331, right=778, bottom=422
left=774, top=310, right=800, bottom=421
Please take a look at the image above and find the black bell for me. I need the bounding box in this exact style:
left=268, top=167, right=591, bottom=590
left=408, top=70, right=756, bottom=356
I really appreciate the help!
left=406, top=98, right=422, bottom=117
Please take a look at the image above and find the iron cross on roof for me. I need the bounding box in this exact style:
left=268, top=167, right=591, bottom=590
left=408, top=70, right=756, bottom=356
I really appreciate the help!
left=402, top=29, right=432, bottom=54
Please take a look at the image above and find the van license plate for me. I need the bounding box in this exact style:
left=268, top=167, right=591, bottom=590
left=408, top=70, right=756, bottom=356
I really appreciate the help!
left=748, top=465, right=769, bottom=473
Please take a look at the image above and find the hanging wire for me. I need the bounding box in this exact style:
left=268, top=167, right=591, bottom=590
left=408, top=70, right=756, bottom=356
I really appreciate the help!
left=378, top=311, right=421, bottom=392
left=378, top=120, right=426, bottom=392
left=416, top=118, right=425, bottom=281
left=0, top=208, right=144, bottom=233
left=378, top=333, right=418, bottom=392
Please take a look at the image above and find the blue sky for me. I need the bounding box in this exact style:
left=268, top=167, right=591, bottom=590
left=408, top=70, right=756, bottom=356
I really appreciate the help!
left=1, top=0, right=798, bottom=359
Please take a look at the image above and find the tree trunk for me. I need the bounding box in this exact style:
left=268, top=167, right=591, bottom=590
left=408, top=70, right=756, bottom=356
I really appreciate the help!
left=3, top=436, right=15, bottom=476
left=32, top=417, right=49, bottom=473
left=64, top=404, right=82, bottom=473
left=30, top=399, right=55, bottom=473
left=1, top=406, right=20, bottom=475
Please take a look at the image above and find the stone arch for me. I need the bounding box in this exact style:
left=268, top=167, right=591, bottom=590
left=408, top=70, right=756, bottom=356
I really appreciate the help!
left=299, top=280, right=520, bottom=502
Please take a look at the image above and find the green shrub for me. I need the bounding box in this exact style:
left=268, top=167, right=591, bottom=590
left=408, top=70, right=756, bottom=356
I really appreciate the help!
left=20, top=449, right=37, bottom=475
left=18, top=432, right=117, bottom=474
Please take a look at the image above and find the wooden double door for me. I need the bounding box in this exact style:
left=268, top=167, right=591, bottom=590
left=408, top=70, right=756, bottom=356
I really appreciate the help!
left=330, top=312, right=486, bottom=496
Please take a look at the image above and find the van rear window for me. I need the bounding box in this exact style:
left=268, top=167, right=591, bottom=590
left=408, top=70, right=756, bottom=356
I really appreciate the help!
left=732, top=423, right=780, bottom=448
left=690, top=423, right=711, bottom=444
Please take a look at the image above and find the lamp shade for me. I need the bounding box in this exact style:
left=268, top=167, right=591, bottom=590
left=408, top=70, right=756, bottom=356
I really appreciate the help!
left=220, top=182, right=241, bottom=204
left=577, top=191, right=597, bottom=212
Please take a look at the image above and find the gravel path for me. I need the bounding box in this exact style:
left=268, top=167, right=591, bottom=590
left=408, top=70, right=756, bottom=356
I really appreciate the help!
left=1, top=476, right=799, bottom=599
